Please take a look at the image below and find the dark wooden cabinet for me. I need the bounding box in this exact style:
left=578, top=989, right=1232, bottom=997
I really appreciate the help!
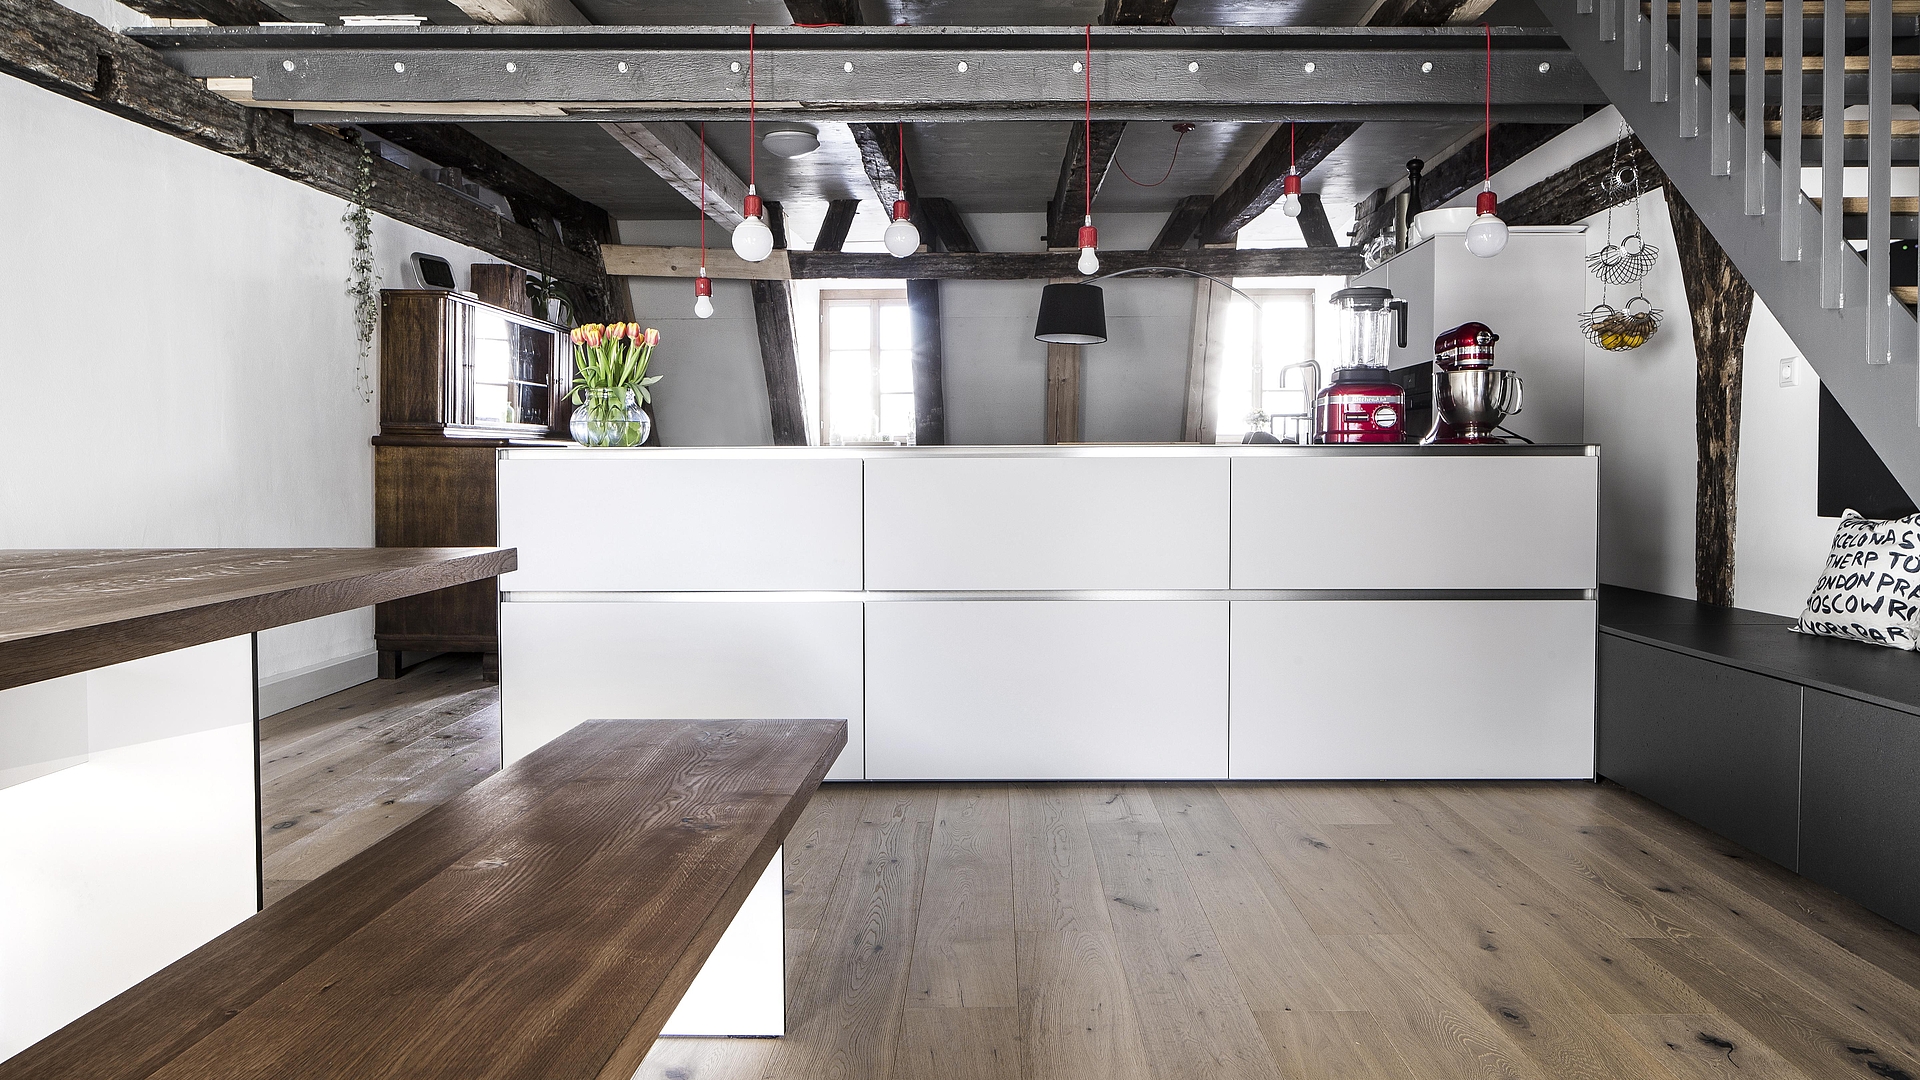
left=374, top=291, right=571, bottom=678
left=1597, top=635, right=1805, bottom=869
left=1799, top=689, right=1920, bottom=932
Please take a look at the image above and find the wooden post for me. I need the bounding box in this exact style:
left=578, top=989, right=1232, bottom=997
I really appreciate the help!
left=1667, top=187, right=1755, bottom=608
left=749, top=280, right=810, bottom=446
left=469, top=264, right=530, bottom=315
left=907, top=279, right=946, bottom=445
left=1044, top=342, right=1082, bottom=444
left=1181, top=278, right=1229, bottom=442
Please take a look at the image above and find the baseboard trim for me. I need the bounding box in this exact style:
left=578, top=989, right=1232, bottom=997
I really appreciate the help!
left=258, top=651, right=378, bottom=718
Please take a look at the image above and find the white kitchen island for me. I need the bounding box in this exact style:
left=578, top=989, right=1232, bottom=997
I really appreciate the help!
left=496, top=444, right=1599, bottom=783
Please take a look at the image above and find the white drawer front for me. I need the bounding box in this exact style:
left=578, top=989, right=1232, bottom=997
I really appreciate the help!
left=500, top=601, right=865, bottom=779
left=865, top=600, right=1228, bottom=780
left=1229, top=599, right=1596, bottom=779
left=1231, top=455, right=1598, bottom=589
left=498, top=456, right=864, bottom=592
left=864, top=456, right=1230, bottom=590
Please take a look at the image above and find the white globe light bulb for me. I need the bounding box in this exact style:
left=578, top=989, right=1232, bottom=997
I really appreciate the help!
left=1464, top=213, right=1508, bottom=258
left=1078, top=246, right=1100, bottom=275
left=884, top=218, right=921, bottom=258
left=694, top=293, right=714, bottom=319
left=1281, top=192, right=1302, bottom=218
left=731, top=214, right=775, bottom=263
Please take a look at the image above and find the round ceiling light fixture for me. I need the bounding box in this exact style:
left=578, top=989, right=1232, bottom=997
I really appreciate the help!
left=762, top=125, right=820, bottom=158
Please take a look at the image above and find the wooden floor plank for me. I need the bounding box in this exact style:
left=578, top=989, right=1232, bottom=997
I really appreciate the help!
left=761, top=785, right=936, bottom=1080
left=1154, top=785, right=1355, bottom=1012
left=907, top=787, right=1017, bottom=1009
left=1009, top=784, right=1112, bottom=935
left=1015, top=929, right=1152, bottom=1080
left=1078, top=786, right=1283, bottom=1080
left=892, top=1007, right=1021, bottom=1080
left=1253, top=1010, right=1419, bottom=1080
left=633, top=1037, right=776, bottom=1080
left=781, top=782, right=866, bottom=936
left=1218, top=784, right=1416, bottom=936
left=1605, top=1013, right=1815, bottom=1080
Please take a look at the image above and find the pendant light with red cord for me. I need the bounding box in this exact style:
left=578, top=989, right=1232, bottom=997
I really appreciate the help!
left=1280, top=123, right=1303, bottom=217
left=731, top=24, right=776, bottom=263
left=1076, top=24, right=1100, bottom=275
left=883, top=122, right=922, bottom=258
left=694, top=122, right=715, bottom=318
left=1464, top=24, right=1509, bottom=258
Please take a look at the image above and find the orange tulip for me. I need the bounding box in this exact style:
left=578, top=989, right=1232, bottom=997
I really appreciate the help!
left=643, top=327, right=660, bottom=347
left=570, top=327, right=584, bottom=345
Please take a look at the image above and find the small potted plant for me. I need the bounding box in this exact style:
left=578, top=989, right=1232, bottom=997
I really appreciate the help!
left=568, top=323, right=662, bottom=447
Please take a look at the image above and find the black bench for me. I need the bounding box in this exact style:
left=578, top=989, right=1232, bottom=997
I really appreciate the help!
left=1600, top=585, right=1920, bottom=934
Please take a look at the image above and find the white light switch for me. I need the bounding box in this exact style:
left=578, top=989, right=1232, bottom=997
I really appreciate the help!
left=1780, top=356, right=1799, bottom=387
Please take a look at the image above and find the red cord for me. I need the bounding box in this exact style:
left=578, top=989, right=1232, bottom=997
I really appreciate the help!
left=748, top=23, right=757, bottom=189
left=1084, top=24, right=1092, bottom=222
left=1483, top=22, right=1492, bottom=180
left=699, top=122, right=707, bottom=260
left=1290, top=122, right=1296, bottom=170
left=898, top=121, right=907, bottom=200
left=1113, top=123, right=1187, bottom=187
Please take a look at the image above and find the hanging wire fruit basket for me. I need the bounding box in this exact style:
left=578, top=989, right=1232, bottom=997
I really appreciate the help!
left=1580, top=295, right=1664, bottom=351
left=1587, top=232, right=1660, bottom=285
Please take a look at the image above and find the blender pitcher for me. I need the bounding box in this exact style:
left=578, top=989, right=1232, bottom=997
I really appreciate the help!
left=1313, top=287, right=1409, bottom=443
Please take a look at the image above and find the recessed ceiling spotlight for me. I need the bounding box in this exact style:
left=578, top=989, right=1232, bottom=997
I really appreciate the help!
left=762, top=125, right=820, bottom=158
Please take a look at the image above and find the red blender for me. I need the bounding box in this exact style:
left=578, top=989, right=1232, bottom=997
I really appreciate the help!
left=1314, top=287, right=1409, bottom=443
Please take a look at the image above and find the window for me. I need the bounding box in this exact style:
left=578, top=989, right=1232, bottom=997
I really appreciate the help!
left=1217, top=289, right=1317, bottom=441
left=820, top=290, right=914, bottom=445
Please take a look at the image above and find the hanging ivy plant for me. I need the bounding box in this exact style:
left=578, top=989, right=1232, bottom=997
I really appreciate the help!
left=344, top=140, right=380, bottom=404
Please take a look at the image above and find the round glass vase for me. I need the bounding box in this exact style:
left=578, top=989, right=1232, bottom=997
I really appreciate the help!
left=570, top=387, right=651, bottom=447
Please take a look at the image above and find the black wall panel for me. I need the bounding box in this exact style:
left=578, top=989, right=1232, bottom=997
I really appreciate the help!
left=1598, top=635, right=1804, bottom=869
left=1799, top=688, right=1920, bottom=934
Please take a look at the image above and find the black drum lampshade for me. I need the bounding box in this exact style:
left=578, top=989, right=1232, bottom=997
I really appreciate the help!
left=1034, top=282, right=1107, bottom=344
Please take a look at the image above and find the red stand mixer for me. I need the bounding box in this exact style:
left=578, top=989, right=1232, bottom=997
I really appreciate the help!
left=1423, top=321, right=1524, bottom=444
left=1313, top=287, right=1409, bottom=444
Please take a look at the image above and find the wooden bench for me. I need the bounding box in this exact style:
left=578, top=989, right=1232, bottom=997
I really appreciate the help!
left=1599, top=585, right=1920, bottom=934
left=0, top=717, right=846, bottom=1080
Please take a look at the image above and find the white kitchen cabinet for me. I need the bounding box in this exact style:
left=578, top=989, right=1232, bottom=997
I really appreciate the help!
left=1229, top=599, right=1596, bottom=779
left=863, top=455, right=1230, bottom=590
left=864, top=600, right=1229, bottom=779
left=496, top=452, right=865, bottom=592
left=499, top=600, right=865, bottom=778
left=1231, top=454, right=1598, bottom=590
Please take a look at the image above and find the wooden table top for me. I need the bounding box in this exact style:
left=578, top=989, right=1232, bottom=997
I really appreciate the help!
left=0, top=717, right=847, bottom=1080
left=0, top=547, right=516, bottom=691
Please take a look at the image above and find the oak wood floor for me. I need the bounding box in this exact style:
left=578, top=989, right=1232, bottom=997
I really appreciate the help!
left=257, top=655, right=499, bottom=907
left=257, top=675, right=1920, bottom=1080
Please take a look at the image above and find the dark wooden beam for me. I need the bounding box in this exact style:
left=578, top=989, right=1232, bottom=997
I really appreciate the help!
left=1667, top=187, right=1754, bottom=608
left=782, top=245, right=1365, bottom=280
left=1502, top=135, right=1667, bottom=226
left=115, top=0, right=287, bottom=24
left=1100, top=0, right=1180, bottom=22
left=920, top=197, right=979, bottom=253
left=1152, top=194, right=1211, bottom=250
left=849, top=121, right=933, bottom=242
left=1198, top=122, right=1361, bottom=245
left=1295, top=192, right=1339, bottom=248
left=0, top=0, right=615, bottom=310
left=361, top=123, right=608, bottom=240
left=812, top=198, right=860, bottom=252
left=1048, top=120, right=1128, bottom=248
left=1045, top=343, right=1081, bottom=444
left=1352, top=122, right=1573, bottom=247
left=907, top=280, right=946, bottom=445
left=784, top=0, right=861, bottom=23
left=1365, top=0, right=1499, bottom=24
left=749, top=279, right=808, bottom=446
left=765, top=199, right=788, bottom=250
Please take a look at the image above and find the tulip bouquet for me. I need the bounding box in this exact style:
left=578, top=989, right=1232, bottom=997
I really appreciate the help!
left=568, top=323, right=663, bottom=447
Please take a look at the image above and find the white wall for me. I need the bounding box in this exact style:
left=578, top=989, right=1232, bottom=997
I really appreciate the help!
left=1735, top=304, right=1839, bottom=617
left=0, top=73, right=499, bottom=688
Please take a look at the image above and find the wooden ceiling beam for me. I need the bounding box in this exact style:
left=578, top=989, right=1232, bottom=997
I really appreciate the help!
left=1351, top=122, right=1574, bottom=247
left=113, top=0, right=287, bottom=24
left=812, top=198, right=860, bottom=252
left=1151, top=194, right=1211, bottom=250
left=1365, top=0, right=1501, bottom=24
left=445, top=0, right=588, bottom=24
left=1101, top=0, right=1181, bottom=22
left=1295, top=192, right=1339, bottom=247
left=600, top=121, right=748, bottom=228
left=602, top=244, right=1364, bottom=280
left=1048, top=121, right=1129, bottom=249
left=1196, top=121, right=1361, bottom=245
left=919, top=197, right=979, bottom=253
left=362, top=123, right=608, bottom=237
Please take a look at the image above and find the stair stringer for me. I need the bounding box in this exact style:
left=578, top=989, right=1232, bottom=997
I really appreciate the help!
left=1538, top=0, right=1920, bottom=498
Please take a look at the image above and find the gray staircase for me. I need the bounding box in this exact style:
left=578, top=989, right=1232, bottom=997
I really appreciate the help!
left=1538, top=0, right=1920, bottom=497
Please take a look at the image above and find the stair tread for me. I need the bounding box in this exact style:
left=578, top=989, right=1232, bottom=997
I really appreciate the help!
left=1705, top=55, right=1920, bottom=72
left=1654, top=1, right=1920, bottom=15
left=1809, top=196, right=1920, bottom=213
left=1896, top=285, right=1918, bottom=303
left=1765, top=118, right=1920, bottom=135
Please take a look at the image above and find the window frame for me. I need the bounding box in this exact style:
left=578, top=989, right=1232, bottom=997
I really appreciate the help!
left=818, top=288, right=914, bottom=446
